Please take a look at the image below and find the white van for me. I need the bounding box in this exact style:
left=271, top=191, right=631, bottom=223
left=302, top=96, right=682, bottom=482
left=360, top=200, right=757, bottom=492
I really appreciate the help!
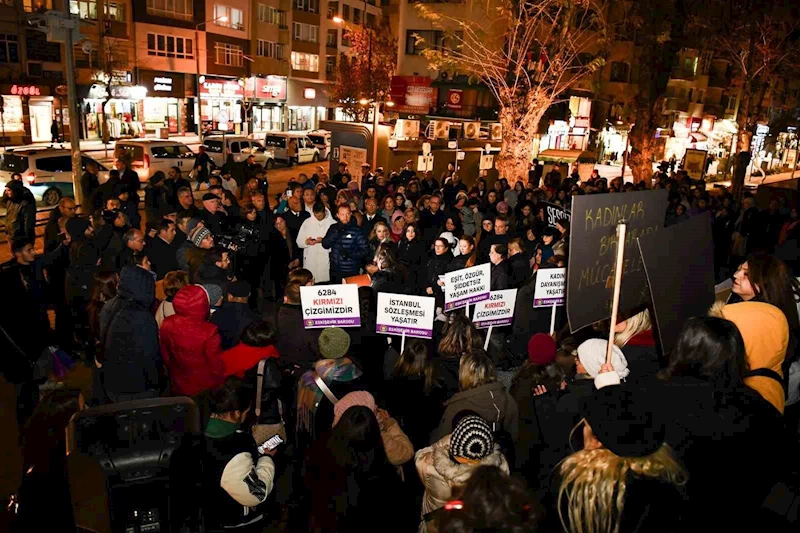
left=307, top=130, right=331, bottom=160
left=202, top=136, right=276, bottom=169
left=114, top=140, right=196, bottom=183
left=263, top=133, right=321, bottom=164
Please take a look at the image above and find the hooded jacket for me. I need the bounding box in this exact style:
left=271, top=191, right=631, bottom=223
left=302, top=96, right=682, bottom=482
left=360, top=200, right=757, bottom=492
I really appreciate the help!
left=710, top=301, right=789, bottom=413
left=432, top=381, right=519, bottom=444
left=96, top=266, right=161, bottom=403
left=415, top=435, right=509, bottom=524
left=160, top=284, right=224, bottom=396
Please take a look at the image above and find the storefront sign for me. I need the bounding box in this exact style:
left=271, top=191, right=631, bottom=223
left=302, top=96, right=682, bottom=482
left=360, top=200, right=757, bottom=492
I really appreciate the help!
left=245, top=76, right=287, bottom=102
left=86, top=83, right=109, bottom=100
left=472, top=289, right=518, bottom=328
left=339, top=145, right=368, bottom=172
left=139, top=71, right=185, bottom=98
left=300, top=285, right=361, bottom=328
left=533, top=268, right=566, bottom=307
left=391, top=76, right=433, bottom=115
left=444, top=264, right=491, bottom=311
left=0, top=95, right=25, bottom=132
left=200, top=76, right=244, bottom=99
left=566, top=190, right=667, bottom=331
left=9, top=85, right=42, bottom=96
left=111, top=85, right=147, bottom=100
left=447, top=89, right=463, bottom=110
left=376, top=293, right=435, bottom=339
left=304, top=88, right=316, bottom=99
left=541, top=202, right=571, bottom=229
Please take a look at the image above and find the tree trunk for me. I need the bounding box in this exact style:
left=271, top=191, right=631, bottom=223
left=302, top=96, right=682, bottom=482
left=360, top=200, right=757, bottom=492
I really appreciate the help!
left=628, top=98, right=662, bottom=183
left=495, top=105, right=542, bottom=185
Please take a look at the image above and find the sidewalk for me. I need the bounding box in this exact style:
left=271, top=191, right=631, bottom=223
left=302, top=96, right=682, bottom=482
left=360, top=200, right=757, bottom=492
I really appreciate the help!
left=14, top=134, right=205, bottom=164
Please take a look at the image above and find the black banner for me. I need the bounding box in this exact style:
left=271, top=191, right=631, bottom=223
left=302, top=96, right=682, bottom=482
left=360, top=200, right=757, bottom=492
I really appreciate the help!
left=566, top=189, right=668, bottom=331
left=540, top=202, right=571, bottom=229
left=637, top=213, right=715, bottom=356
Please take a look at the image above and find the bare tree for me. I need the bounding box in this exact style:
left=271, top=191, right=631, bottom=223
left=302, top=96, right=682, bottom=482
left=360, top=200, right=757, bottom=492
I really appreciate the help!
left=416, top=0, right=609, bottom=183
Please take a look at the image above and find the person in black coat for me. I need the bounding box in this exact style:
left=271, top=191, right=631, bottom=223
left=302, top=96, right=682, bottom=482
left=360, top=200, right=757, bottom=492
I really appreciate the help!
left=3, top=179, right=36, bottom=242
left=275, top=283, right=320, bottom=375
left=80, top=160, right=101, bottom=210
left=397, top=223, right=427, bottom=293
left=268, top=214, right=300, bottom=301
left=144, top=171, right=170, bottom=225
left=211, top=282, right=261, bottom=350
left=117, top=187, right=141, bottom=231
left=507, top=238, right=530, bottom=288
left=115, top=158, right=141, bottom=198
left=94, top=265, right=161, bottom=404
left=424, top=238, right=453, bottom=306
left=321, top=205, right=371, bottom=282
left=489, top=242, right=510, bottom=291
left=147, top=219, right=179, bottom=280
left=282, top=196, right=310, bottom=244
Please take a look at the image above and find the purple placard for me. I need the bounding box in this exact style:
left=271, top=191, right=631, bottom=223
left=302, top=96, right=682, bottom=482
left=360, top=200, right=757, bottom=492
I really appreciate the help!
left=305, top=317, right=361, bottom=328
left=473, top=317, right=513, bottom=329
left=445, top=291, right=490, bottom=311
left=376, top=324, right=433, bottom=339
left=533, top=296, right=565, bottom=307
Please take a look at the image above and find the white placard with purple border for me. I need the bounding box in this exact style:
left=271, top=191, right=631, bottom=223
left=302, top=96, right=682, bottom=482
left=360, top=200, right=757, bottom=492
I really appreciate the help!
left=472, top=289, right=518, bottom=329
left=444, top=263, right=491, bottom=311
left=300, top=285, right=361, bottom=328
left=533, top=268, right=566, bottom=307
left=376, top=293, right=435, bottom=339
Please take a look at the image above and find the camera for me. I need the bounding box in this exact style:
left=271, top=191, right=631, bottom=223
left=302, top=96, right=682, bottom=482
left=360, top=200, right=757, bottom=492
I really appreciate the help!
left=216, top=224, right=260, bottom=253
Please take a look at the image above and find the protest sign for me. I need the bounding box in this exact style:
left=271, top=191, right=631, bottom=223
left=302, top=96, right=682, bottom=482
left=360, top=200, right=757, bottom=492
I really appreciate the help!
left=472, top=289, right=518, bottom=328
left=376, top=293, right=435, bottom=339
left=541, top=202, right=571, bottom=230
left=300, top=285, right=361, bottom=328
left=637, top=213, right=715, bottom=355
left=444, top=263, right=491, bottom=311
left=533, top=268, right=566, bottom=307
left=567, top=189, right=668, bottom=331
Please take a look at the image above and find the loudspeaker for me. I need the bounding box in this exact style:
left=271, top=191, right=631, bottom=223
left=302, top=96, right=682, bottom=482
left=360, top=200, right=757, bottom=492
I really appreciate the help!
left=67, top=397, right=200, bottom=533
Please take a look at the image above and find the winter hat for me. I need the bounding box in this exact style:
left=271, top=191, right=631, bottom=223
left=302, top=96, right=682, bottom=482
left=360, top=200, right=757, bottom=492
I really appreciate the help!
left=439, top=231, right=459, bottom=255
left=65, top=217, right=91, bottom=240
left=190, top=226, right=212, bottom=247
left=496, top=201, right=510, bottom=213
left=227, top=280, right=251, bottom=298
left=527, top=333, right=557, bottom=366
left=332, top=391, right=376, bottom=426
left=584, top=385, right=665, bottom=458
left=186, top=217, right=203, bottom=235
left=450, top=415, right=494, bottom=464
left=391, top=211, right=405, bottom=224
left=319, top=327, right=351, bottom=359
left=577, top=338, right=629, bottom=380
left=202, top=192, right=220, bottom=202
left=201, top=284, right=224, bottom=307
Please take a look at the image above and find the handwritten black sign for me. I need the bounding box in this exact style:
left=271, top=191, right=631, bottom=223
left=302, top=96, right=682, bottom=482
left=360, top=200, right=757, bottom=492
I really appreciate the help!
left=541, top=202, right=571, bottom=229
left=637, top=213, right=715, bottom=356
left=566, top=189, right=668, bottom=331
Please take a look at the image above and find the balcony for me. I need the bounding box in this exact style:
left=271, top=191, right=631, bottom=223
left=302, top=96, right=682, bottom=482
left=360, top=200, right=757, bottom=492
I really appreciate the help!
left=670, top=67, right=696, bottom=80
left=663, top=97, right=690, bottom=113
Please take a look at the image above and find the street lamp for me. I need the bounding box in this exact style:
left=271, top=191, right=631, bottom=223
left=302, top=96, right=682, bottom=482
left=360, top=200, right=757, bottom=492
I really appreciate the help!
left=195, top=15, right=228, bottom=135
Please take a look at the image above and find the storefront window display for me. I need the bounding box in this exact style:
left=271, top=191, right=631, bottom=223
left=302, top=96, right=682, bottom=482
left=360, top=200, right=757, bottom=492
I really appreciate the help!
left=252, top=106, right=282, bottom=132
left=199, top=76, right=243, bottom=133
left=244, top=76, right=287, bottom=133
left=288, top=105, right=324, bottom=131
left=0, top=95, right=25, bottom=134
left=139, top=71, right=186, bottom=135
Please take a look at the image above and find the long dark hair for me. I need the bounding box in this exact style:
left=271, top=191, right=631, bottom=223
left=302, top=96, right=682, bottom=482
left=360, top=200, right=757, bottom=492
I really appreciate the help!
left=743, top=253, right=800, bottom=330
left=87, top=271, right=119, bottom=338
left=512, top=361, right=563, bottom=394
left=658, top=316, right=746, bottom=392
left=393, top=339, right=435, bottom=393
left=22, top=388, right=83, bottom=473
left=438, top=314, right=483, bottom=360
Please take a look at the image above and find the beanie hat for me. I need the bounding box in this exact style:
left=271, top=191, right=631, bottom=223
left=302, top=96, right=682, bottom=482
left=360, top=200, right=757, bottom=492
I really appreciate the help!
left=202, top=284, right=223, bottom=306
left=332, top=391, right=376, bottom=427
left=450, top=415, right=494, bottom=463
left=190, top=226, right=212, bottom=247
left=319, top=327, right=351, bottom=359
left=202, top=192, right=220, bottom=201
left=584, top=385, right=665, bottom=458
left=439, top=232, right=459, bottom=255
left=577, top=338, right=629, bottom=380
left=527, top=333, right=557, bottom=366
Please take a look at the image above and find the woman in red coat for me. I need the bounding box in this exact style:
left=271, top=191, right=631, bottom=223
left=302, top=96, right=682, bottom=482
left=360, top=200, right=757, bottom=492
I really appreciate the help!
left=160, top=284, right=224, bottom=396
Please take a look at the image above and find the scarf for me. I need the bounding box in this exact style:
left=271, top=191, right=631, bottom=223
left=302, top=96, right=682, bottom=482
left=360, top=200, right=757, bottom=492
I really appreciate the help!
left=296, top=357, right=362, bottom=435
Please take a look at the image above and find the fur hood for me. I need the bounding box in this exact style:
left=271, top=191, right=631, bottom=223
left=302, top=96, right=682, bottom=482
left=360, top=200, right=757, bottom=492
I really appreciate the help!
left=431, top=435, right=508, bottom=486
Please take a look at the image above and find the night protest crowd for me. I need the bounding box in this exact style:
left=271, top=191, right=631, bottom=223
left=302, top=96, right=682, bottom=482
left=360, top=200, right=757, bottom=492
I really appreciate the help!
left=2, top=153, right=800, bottom=532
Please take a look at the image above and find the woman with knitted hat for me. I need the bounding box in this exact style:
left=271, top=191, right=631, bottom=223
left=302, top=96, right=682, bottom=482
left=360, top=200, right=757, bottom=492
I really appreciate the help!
left=415, top=413, right=509, bottom=533
left=553, top=385, right=688, bottom=533
left=296, top=327, right=367, bottom=440
left=510, top=333, right=567, bottom=493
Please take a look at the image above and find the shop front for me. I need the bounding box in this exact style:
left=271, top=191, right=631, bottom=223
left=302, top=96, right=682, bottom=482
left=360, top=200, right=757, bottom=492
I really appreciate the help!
left=286, top=79, right=328, bottom=131
left=244, top=75, right=287, bottom=134
left=79, top=83, right=147, bottom=140
left=199, top=76, right=243, bottom=134
left=0, top=84, right=58, bottom=145
left=139, top=70, right=187, bottom=136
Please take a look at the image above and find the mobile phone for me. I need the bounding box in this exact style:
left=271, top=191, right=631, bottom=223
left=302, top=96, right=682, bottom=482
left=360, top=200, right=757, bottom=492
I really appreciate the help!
left=258, top=434, right=284, bottom=454
left=286, top=189, right=293, bottom=197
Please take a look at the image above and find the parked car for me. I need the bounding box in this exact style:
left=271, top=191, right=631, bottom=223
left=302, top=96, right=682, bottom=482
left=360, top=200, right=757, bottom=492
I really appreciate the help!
left=307, top=130, right=331, bottom=160
left=0, top=148, right=110, bottom=206
left=263, top=132, right=321, bottom=164
left=114, top=140, right=195, bottom=183
left=202, top=135, right=276, bottom=169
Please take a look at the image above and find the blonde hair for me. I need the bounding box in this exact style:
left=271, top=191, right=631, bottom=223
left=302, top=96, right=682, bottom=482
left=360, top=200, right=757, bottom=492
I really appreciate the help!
left=458, top=351, right=496, bottom=391
left=614, top=309, right=652, bottom=348
left=557, top=444, right=687, bottom=533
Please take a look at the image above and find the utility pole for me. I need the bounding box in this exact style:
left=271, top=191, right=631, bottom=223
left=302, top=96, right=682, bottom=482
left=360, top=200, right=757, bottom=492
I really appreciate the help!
left=62, top=3, right=84, bottom=208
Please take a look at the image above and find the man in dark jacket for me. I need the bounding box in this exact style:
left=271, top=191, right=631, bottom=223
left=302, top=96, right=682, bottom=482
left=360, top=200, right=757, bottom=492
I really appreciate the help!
left=96, top=265, right=160, bottom=403
left=90, top=168, right=120, bottom=212
left=193, top=145, right=215, bottom=190
left=44, top=197, right=77, bottom=252
left=144, top=171, right=170, bottom=226
left=282, top=196, right=309, bottom=244
left=419, top=195, right=446, bottom=246
left=420, top=171, right=440, bottom=195
left=322, top=205, right=370, bottom=283
left=117, top=187, right=141, bottom=231
left=80, top=160, right=101, bottom=212
left=331, top=161, right=351, bottom=190
left=177, top=186, right=199, bottom=218
left=148, top=219, right=179, bottom=280
left=276, top=282, right=320, bottom=373
left=165, top=166, right=191, bottom=208
left=528, top=158, right=543, bottom=189
left=489, top=243, right=510, bottom=291
left=507, top=238, right=530, bottom=288
left=3, top=179, right=36, bottom=243
left=211, top=281, right=260, bottom=350
left=199, top=193, right=227, bottom=236
left=116, top=157, right=141, bottom=198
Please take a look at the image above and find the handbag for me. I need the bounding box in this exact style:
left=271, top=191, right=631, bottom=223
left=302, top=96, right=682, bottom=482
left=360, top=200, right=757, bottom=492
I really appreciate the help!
left=251, top=358, right=287, bottom=445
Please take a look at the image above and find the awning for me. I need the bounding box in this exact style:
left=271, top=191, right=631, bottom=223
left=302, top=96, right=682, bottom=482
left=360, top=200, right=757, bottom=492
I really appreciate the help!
left=689, top=132, right=708, bottom=142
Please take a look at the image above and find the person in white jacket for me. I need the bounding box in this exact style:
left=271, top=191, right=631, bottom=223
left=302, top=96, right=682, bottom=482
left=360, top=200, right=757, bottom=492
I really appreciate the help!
left=297, top=201, right=336, bottom=283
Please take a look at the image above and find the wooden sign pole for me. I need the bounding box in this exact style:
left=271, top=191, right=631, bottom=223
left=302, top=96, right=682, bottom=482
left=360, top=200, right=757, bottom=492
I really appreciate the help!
left=606, top=222, right=628, bottom=365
